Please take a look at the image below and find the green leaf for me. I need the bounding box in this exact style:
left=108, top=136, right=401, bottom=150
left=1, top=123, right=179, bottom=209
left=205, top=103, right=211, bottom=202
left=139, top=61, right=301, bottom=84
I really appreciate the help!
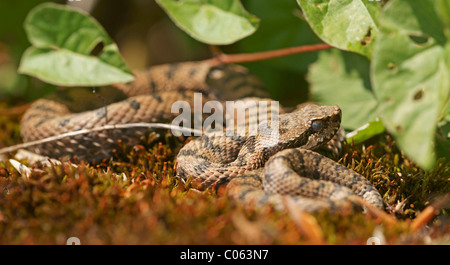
left=346, top=119, right=385, bottom=145
left=155, top=0, right=260, bottom=45
left=19, top=3, right=134, bottom=86
left=297, top=0, right=381, bottom=58
left=372, top=0, right=450, bottom=169
left=308, top=49, right=378, bottom=130
left=20, top=47, right=135, bottom=87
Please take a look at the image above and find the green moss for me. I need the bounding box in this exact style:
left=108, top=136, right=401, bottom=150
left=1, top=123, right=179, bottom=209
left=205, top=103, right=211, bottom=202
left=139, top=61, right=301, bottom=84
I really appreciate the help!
left=340, top=135, right=450, bottom=220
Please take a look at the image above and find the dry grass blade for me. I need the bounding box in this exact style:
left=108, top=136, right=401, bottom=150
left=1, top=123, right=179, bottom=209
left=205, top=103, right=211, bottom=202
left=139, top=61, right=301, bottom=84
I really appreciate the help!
left=0, top=104, right=30, bottom=116
left=349, top=196, right=397, bottom=226
left=0, top=123, right=202, bottom=155
left=410, top=193, right=450, bottom=232
left=282, top=196, right=325, bottom=244
left=230, top=212, right=264, bottom=243
left=9, top=159, right=31, bottom=179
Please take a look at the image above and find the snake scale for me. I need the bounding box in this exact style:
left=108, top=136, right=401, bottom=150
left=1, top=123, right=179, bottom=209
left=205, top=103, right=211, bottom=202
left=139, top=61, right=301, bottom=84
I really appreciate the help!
left=20, top=61, right=384, bottom=212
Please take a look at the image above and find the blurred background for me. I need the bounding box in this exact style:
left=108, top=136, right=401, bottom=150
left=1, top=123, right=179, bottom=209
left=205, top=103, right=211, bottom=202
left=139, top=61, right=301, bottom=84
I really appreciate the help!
left=0, top=0, right=324, bottom=106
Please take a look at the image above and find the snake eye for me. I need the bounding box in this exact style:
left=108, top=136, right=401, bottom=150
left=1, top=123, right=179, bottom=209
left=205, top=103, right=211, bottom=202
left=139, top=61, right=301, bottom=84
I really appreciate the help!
left=311, top=120, right=324, bottom=132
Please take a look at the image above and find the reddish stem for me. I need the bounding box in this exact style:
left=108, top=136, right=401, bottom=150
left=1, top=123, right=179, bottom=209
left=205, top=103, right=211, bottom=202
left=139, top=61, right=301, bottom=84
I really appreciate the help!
left=206, top=43, right=333, bottom=66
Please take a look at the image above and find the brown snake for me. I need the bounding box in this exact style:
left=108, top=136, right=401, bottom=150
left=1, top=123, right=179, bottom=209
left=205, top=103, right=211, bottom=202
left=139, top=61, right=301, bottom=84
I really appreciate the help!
left=19, top=61, right=384, bottom=212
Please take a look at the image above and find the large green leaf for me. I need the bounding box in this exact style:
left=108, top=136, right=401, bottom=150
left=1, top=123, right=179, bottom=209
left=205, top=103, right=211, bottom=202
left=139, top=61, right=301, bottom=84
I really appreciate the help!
left=156, top=0, right=260, bottom=45
left=19, top=3, right=134, bottom=86
left=372, top=0, right=450, bottom=169
left=308, top=49, right=378, bottom=130
left=297, top=0, right=381, bottom=58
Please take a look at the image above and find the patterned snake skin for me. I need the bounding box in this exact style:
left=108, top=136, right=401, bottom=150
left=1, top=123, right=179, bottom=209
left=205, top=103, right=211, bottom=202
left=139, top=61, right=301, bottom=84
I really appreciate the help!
left=20, top=61, right=384, bottom=212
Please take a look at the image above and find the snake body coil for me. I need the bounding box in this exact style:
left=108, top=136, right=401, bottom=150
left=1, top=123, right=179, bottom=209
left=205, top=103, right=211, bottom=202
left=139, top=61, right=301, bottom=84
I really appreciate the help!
left=20, top=61, right=384, bottom=212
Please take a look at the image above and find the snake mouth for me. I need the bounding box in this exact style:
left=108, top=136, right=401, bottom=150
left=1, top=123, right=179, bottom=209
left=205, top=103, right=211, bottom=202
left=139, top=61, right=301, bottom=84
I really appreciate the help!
left=303, top=135, right=324, bottom=150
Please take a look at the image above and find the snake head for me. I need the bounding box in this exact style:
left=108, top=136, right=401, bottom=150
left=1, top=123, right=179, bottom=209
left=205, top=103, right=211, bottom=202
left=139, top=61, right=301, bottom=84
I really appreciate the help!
left=299, top=104, right=341, bottom=150
left=267, top=104, right=342, bottom=151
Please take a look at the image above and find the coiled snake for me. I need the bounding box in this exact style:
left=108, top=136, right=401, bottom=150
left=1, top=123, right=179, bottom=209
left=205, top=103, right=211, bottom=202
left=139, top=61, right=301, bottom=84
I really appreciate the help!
left=20, top=61, right=384, bottom=212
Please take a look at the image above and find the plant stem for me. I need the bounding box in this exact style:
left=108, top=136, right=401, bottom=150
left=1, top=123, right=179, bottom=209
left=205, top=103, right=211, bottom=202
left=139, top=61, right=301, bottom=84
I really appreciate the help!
left=206, top=43, right=333, bottom=65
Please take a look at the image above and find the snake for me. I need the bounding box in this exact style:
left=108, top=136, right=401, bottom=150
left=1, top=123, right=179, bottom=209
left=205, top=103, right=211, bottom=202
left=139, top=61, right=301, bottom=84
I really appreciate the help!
left=19, top=60, right=384, bottom=212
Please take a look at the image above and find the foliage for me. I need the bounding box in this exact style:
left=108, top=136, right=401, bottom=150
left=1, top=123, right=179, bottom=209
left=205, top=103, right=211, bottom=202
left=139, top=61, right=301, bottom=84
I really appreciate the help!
left=155, top=0, right=260, bottom=45
left=302, top=0, right=449, bottom=169
left=19, top=3, right=134, bottom=86
left=371, top=0, right=450, bottom=169
left=297, top=0, right=380, bottom=58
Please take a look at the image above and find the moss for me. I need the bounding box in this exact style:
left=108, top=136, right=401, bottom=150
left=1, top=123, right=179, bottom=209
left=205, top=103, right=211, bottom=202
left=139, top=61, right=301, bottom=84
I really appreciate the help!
left=340, top=135, right=450, bottom=220
left=0, top=112, right=449, bottom=244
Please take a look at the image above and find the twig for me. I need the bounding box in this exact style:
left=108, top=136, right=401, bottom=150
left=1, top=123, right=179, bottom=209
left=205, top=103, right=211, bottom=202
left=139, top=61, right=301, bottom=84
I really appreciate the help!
left=350, top=196, right=397, bottom=226
left=282, top=196, right=325, bottom=244
left=0, top=123, right=203, bottom=154
left=410, top=193, right=450, bottom=232
left=0, top=103, right=31, bottom=116
left=206, top=43, right=333, bottom=66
